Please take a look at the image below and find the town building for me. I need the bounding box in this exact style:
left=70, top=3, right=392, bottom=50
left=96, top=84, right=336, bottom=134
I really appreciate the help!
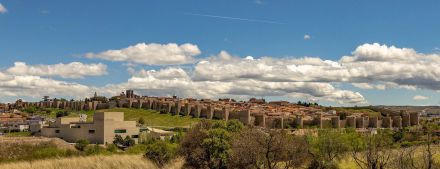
left=41, top=112, right=139, bottom=144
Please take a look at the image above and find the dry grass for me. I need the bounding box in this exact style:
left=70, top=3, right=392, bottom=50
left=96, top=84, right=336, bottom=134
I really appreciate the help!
left=338, top=145, right=440, bottom=169
left=0, top=154, right=184, bottom=169
left=0, top=136, right=74, bottom=150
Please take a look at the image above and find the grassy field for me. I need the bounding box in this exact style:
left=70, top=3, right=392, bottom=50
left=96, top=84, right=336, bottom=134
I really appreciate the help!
left=338, top=146, right=440, bottom=169
left=4, top=132, right=32, bottom=137
left=329, top=107, right=381, bottom=117
left=34, top=108, right=95, bottom=121
left=100, top=108, right=200, bottom=127
left=0, top=154, right=184, bottom=169
left=35, top=108, right=201, bottom=128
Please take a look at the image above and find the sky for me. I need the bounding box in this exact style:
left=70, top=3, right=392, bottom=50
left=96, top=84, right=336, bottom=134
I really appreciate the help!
left=0, top=0, right=440, bottom=106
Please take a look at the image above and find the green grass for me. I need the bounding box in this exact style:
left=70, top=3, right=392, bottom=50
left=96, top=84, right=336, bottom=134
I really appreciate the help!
left=0, top=142, right=78, bottom=163
left=34, top=108, right=59, bottom=119
left=34, top=108, right=95, bottom=121
left=329, top=107, right=380, bottom=117
left=5, top=132, right=32, bottom=137
left=98, top=108, right=200, bottom=127
left=31, top=107, right=200, bottom=127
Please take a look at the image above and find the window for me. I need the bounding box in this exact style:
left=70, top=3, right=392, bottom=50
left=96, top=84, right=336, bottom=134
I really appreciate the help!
left=55, top=130, right=60, bottom=133
left=114, top=129, right=127, bottom=133
left=89, top=130, right=95, bottom=134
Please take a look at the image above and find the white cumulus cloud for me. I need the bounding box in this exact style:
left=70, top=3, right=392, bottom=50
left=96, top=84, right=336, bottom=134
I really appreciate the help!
left=0, top=74, right=91, bottom=101
left=6, top=62, right=107, bottom=79
left=0, top=3, right=7, bottom=14
left=192, top=43, right=440, bottom=91
left=413, top=95, right=429, bottom=100
left=85, top=43, right=201, bottom=65
left=304, top=34, right=311, bottom=40
left=4, top=42, right=440, bottom=105
left=96, top=67, right=366, bottom=105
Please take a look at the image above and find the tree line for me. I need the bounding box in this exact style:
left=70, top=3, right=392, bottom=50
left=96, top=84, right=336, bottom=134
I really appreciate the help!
left=143, top=120, right=439, bottom=169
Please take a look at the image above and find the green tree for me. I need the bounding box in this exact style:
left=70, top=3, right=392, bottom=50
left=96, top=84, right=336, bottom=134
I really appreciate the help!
left=351, top=130, right=394, bottom=169
left=202, top=128, right=231, bottom=168
left=179, top=120, right=244, bottom=169
left=230, top=127, right=310, bottom=169
left=144, top=141, right=177, bottom=167
left=56, top=111, right=69, bottom=118
left=22, top=106, right=37, bottom=114
left=75, top=139, right=90, bottom=151
left=307, top=129, right=358, bottom=169
left=226, top=120, right=244, bottom=132
left=138, top=117, right=146, bottom=126
left=113, top=135, right=135, bottom=148
left=113, top=135, right=125, bottom=147
left=124, top=136, right=135, bottom=147
left=170, top=129, right=184, bottom=144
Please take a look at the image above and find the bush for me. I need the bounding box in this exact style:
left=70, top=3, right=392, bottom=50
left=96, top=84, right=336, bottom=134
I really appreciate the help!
left=75, top=139, right=90, bottom=151
left=124, top=136, right=135, bottom=147
left=85, top=144, right=108, bottom=155
left=0, top=142, right=78, bottom=162
left=31, top=147, right=71, bottom=159
left=106, top=144, right=118, bottom=153
left=170, top=130, right=184, bottom=144
left=113, top=135, right=135, bottom=149
left=126, top=144, right=148, bottom=154
left=144, top=141, right=177, bottom=167
left=113, top=135, right=125, bottom=146
left=22, top=106, right=37, bottom=114
left=139, top=132, right=158, bottom=144
left=138, top=117, right=146, bottom=126
left=56, top=111, right=69, bottom=118
left=179, top=120, right=244, bottom=169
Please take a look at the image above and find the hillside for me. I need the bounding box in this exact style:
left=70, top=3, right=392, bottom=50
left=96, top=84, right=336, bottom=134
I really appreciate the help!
left=35, top=108, right=201, bottom=128
left=100, top=108, right=201, bottom=127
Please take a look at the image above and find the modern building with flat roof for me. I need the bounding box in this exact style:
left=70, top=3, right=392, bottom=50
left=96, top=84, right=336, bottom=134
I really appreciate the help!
left=41, top=112, right=139, bottom=144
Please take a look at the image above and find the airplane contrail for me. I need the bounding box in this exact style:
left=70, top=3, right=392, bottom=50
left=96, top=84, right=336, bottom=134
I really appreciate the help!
left=184, top=12, right=286, bottom=25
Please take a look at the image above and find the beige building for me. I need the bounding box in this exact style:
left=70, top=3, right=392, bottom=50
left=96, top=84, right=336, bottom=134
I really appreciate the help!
left=41, top=112, right=139, bottom=144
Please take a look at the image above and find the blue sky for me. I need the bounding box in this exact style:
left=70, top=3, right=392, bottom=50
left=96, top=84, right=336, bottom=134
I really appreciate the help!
left=0, top=0, right=439, bottom=106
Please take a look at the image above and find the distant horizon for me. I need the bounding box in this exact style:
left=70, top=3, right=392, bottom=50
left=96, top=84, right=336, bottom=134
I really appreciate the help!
left=1, top=1, right=440, bottom=106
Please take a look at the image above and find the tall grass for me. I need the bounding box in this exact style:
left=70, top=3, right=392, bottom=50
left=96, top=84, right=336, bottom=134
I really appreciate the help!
left=0, top=141, right=77, bottom=163
left=0, top=154, right=184, bottom=169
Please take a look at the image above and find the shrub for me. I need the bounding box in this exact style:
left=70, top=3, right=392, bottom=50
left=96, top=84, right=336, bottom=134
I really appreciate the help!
left=113, top=135, right=125, bottom=146
left=126, top=144, right=148, bottom=154
left=0, top=142, right=77, bottom=162
left=113, top=135, right=135, bottom=149
left=106, top=144, right=118, bottom=153
left=56, top=111, right=69, bottom=118
left=179, top=120, right=244, bottom=169
left=124, top=136, right=135, bottom=147
left=31, top=147, right=69, bottom=159
left=139, top=132, right=157, bottom=144
left=144, top=141, right=177, bottom=167
left=22, top=106, right=37, bottom=114
left=138, top=117, right=146, bottom=126
left=75, top=139, right=90, bottom=151
left=226, top=120, right=244, bottom=132
left=85, top=144, right=108, bottom=155
left=170, top=130, right=184, bottom=144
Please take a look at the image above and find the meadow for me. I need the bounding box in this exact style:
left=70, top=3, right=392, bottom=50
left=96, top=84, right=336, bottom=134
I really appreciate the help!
left=34, top=107, right=201, bottom=127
